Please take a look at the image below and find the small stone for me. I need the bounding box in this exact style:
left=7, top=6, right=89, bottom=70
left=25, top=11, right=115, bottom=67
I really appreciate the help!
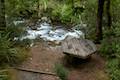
left=30, top=58, right=33, bottom=61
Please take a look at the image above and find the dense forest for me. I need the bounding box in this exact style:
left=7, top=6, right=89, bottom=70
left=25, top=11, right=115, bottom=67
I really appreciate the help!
left=0, top=0, right=120, bottom=80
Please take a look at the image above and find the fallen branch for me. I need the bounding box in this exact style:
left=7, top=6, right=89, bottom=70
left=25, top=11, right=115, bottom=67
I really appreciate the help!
left=14, top=67, right=57, bottom=76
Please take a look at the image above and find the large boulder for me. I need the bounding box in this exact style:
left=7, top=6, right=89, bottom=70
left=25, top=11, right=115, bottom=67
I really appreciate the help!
left=62, top=38, right=97, bottom=59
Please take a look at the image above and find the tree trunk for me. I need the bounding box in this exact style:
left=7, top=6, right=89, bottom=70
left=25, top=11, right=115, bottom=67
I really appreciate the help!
left=106, top=0, right=111, bottom=28
left=71, top=0, right=74, bottom=9
left=96, top=0, right=105, bottom=43
left=0, top=0, right=6, bottom=30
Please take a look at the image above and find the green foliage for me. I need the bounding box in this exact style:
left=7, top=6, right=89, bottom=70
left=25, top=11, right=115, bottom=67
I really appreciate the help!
left=52, top=4, right=73, bottom=23
left=54, top=64, right=69, bottom=80
left=15, top=39, right=33, bottom=47
left=0, top=70, right=8, bottom=80
left=6, top=25, right=26, bottom=39
left=0, top=33, right=27, bottom=65
left=100, top=22, right=120, bottom=58
left=99, top=0, right=120, bottom=58
left=52, top=3, right=83, bottom=24
left=100, top=37, right=120, bottom=80
left=5, top=0, right=51, bottom=18
left=5, top=0, right=84, bottom=25
left=112, top=21, right=120, bottom=37
left=100, top=21, right=120, bottom=80
left=100, top=38, right=116, bottom=58
left=106, top=59, right=120, bottom=80
left=81, top=0, right=97, bottom=39
left=111, top=0, right=120, bottom=23
left=39, top=0, right=49, bottom=11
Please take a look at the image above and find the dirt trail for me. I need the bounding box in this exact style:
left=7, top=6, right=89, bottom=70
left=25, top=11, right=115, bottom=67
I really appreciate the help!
left=13, top=42, right=109, bottom=80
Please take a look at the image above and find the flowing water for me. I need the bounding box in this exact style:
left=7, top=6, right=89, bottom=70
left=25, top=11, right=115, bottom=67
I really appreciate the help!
left=13, top=18, right=85, bottom=43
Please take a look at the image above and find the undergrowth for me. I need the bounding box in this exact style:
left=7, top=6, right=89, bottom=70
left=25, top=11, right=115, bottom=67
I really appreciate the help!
left=0, top=70, right=8, bottom=80
left=54, top=63, right=69, bottom=80
left=100, top=23, right=120, bottom=80
left=0, top=32, right=28, bottom=65
left=0, top=27, right=28, bottom=80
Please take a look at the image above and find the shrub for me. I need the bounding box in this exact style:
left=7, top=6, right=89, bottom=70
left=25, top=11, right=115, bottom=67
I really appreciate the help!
left=6, top=22, right=26, bottom=39
left=52, top=3, right=82, bottom=24
left=54, top=64, right=69, bottom=80
left=0, top=33, right=27, bottom=65
left=100, top=23, right=120, bottom=58
left=52, top=4, right=73, bottom=23
left=100, top=22, right=120, bottom=80
left=100, top=38, right=117, bottom=58
left=81, top=0, right=97, bottom=39
left=100, top=37, right=120, bottom=80
left=0, top=70, right=9, bottom=80
left=106, top=59, right=120, bottom=80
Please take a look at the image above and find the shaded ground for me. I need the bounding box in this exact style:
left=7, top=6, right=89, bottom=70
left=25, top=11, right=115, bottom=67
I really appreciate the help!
left=66, top=55, right=108, bottom=80
left=13, top=42, right=109, bottom=80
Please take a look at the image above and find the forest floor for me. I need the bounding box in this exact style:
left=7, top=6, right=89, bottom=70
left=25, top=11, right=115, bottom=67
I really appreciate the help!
left=11, top=41, right=109, bottom=80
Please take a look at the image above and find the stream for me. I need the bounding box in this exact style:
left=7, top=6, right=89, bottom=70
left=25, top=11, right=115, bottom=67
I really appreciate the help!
left=13, top=17, right=85, bottom=43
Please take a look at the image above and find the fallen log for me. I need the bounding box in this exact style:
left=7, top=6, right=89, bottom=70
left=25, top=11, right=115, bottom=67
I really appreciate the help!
left=14, top=67, right=57, bottom=76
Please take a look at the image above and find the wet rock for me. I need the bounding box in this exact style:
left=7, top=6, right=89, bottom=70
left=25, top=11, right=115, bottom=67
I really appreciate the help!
left=41, top=17, right=48, bottom=22
left=41, top=17, right=51, bottom=24
left=13, top=20, right=25, bottom=25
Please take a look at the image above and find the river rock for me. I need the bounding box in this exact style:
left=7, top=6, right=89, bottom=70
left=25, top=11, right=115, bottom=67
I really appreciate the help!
left=62, top=38, right=97, bottom=59
left=41, top=17, right=51, bottom=24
